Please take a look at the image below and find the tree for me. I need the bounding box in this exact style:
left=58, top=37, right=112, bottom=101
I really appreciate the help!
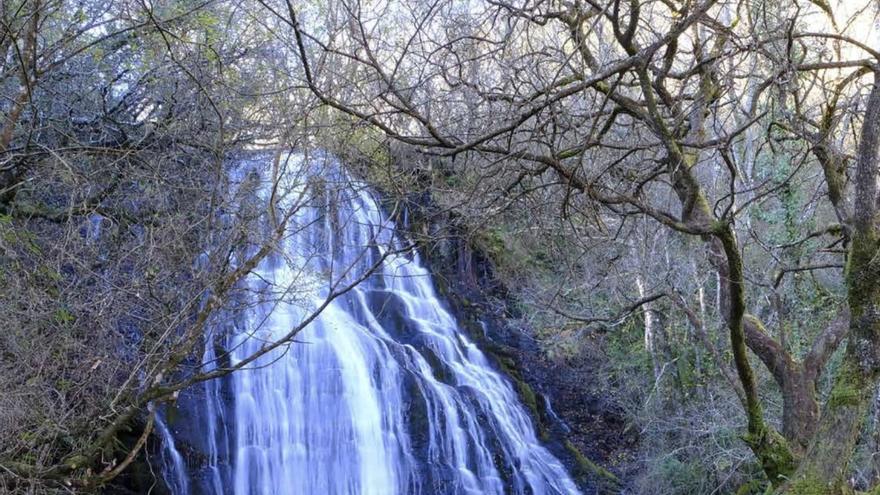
left=272, top=0, right=880, bottom=490
left=0, top=1, right=403, bottom=492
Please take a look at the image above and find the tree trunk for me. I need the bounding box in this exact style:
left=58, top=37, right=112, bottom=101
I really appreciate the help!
left=781, top=69, right=880, bottom=495
left=781, top=367, right=820, bottom=452
left=716, top=226, right=796, bottom=484
left=782, top=353, right=876, bottom=494
left=782, top=239, right=880, bottom=493
left=637, top=275, right=662, bottom=380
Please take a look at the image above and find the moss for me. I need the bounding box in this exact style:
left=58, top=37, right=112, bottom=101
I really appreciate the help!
left=53, top=307, right=75, bottom=325
left=734, top=479, right=765, bottom=495
left=783, top=472, right=850, bottom=495
left=473, top=227, right=507, bottom=264
left=827, top=361, right=866, bottom=408
left=471, top=224, right=554, bottom=281
left=846, top=232, right=880, bottom=312
left=517, top=379, right=538, bottom=411
left=743, top=425, right=797, bottom=487
left=563, top=439, right=621, bottom=489
left=479, top=343, right=553, bottom=441
left=491, top=351, right=534, bottom=413
left=64, top=454, right=90, bottom=470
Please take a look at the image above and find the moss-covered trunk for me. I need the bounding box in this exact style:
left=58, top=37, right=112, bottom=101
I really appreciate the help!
left=716, top=226, right=797, bottom=484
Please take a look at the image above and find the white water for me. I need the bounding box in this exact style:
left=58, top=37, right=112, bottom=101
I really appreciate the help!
left=161, top=153, right=580, bottom=495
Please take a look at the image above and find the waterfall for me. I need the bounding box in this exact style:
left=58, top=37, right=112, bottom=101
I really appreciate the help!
left=162, top=153, right=580, bottom=495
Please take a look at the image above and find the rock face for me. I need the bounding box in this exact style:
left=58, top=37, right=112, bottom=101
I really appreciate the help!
left=400, top=193, right=637, bottom=493
left=146, top=156, right=588, bottom=495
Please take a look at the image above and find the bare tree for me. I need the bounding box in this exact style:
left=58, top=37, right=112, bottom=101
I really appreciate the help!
left=270, top=0, right=880, bottom=490
left=0, top=1, right=403, bottom=492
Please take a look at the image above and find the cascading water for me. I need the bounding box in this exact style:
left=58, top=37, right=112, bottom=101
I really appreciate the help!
left=161, top=153, right=581, bottom=495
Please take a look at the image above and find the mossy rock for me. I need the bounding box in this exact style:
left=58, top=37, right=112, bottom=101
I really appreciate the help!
left=564, top=439, right=622, bottom=491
